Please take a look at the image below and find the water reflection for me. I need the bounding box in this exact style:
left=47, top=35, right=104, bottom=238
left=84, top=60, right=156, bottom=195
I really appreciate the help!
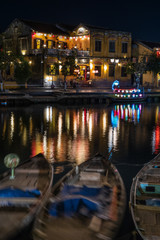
left=110, top=104, right=142, bottom=151
left=0, top=102, right=156, bottom=170
left=152, top=106, right=160, bottom=154
left=111, top=104, right=142, bottom=126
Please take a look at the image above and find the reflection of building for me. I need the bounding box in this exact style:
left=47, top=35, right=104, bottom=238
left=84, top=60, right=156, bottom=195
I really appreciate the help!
left=3, top=19, right=132, bottom=87
left=152, top=106, right=160, bottom=154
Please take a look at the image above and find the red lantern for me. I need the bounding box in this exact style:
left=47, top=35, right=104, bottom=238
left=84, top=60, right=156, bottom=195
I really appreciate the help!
left=157, top=50, right=160, bottom=57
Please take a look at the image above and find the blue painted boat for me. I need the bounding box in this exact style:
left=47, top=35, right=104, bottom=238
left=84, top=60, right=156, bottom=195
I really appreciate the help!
left=33, top=153, right=126, bottom=240
left=0, top=153, right=53, bottom=240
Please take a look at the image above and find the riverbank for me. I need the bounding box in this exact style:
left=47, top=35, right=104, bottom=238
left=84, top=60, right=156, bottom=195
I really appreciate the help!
left=0, top=87, right=160, bottom=106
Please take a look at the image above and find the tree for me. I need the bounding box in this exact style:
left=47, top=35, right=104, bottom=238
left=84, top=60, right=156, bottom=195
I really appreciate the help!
left=14, top=58, right=31, bottom=87
left=61, top=54, right=76, bottom=90
left=125, top=56, right=147, bottom=88
left=146, top=53, right=160, bottom=87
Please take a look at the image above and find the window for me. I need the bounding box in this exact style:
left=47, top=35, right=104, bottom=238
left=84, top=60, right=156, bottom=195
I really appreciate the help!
left=121, top=66, right=127, bottom=77
left=63, top=42, right=67, bottom=49
left=95, top=40, right=102, bottom=52
left=57, top=41, right=68, bottom=49
left=109, top=64, right=115, bottom=77
left=109, top=41, right=115, bottom=53
left=21, top=39, right=27, bottom=50
left=95, top=66, right=101, bottom=76
left=36, top=39, right=41, bottom=49
left=47, top=40, right=53, bottom=49
left=5, top=40, right=12, bottom=51
left=47, top=64, right=59, bottom=76
left=34, top=39, right=44, bottom=49
left=122, top=42, right=128, bottom=53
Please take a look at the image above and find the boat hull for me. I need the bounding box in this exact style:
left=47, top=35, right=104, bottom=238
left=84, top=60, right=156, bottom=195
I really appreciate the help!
left=0, top=153, right=53, bottom=240
left=33, top=153, right=126, bottom=240
left=130, top=153, right=160, bottom=240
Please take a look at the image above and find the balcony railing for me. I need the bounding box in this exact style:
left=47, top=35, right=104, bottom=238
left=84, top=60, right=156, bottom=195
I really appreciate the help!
left=77, top=50, right=89, bottom=57
left=30, top=49, right=43, bottom=55
left=30, top=48, right=90, bottom=57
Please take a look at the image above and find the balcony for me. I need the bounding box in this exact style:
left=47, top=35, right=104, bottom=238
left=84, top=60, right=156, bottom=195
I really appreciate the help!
left=30, top=48, right=90, bottom=57
left=77, top=50, right=89, bottom=57
left=30, top=49, right=43, bottom=55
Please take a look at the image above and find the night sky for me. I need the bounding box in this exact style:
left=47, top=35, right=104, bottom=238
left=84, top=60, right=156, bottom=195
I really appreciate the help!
left=1, top=0, right=160, bottom=42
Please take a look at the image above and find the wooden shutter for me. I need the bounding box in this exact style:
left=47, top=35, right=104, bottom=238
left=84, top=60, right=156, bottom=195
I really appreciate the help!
left=40, top=40, right=44, bottom=49
left=34, top=39, right=37, bottom=49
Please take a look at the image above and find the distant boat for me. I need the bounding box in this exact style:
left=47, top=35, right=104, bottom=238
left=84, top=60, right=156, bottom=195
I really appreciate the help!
left=130, top=153, right=160, bottom=240
left=33, top=153, right=126, bottom=240
left=0, top=153, right=53, bottom=240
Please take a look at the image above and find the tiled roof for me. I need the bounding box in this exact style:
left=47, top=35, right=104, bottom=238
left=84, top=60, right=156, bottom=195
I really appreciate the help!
left=56, top=23, right=77, bottom=33
left=139, top=40, right=160, bottom=49
left=20, top=19, right=69, bottom=35
left=83, top=23, right=112, bottom=31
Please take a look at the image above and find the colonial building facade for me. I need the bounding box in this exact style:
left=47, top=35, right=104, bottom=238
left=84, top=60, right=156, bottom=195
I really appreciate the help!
left=2, top=18, right=132, bottom=87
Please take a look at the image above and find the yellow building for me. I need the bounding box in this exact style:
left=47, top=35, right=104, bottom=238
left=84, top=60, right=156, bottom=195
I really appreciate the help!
left=3, top=19, right=132, bottom=88
left=71, top=24, right=132, bottom=87
left=132, top=41, right=160, bottom=87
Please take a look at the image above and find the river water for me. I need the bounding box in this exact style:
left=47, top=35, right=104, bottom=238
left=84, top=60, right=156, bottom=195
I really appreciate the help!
left=0, top=102, right=159, bottom=239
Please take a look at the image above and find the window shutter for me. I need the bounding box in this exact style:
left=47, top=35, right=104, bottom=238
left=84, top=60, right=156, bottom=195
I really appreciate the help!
left=41, top=40, right=44, bottom=49
left=34, top=39, right=37, bottom=49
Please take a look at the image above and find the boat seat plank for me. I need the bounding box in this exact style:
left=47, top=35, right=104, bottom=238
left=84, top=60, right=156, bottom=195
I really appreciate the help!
left=15, top=169, right=49, bottom=174
left=84, top=168, right=105, bottom=173
left=0, top=197, right=38, bottom=206
left=80, top=172, right=101, bottom=181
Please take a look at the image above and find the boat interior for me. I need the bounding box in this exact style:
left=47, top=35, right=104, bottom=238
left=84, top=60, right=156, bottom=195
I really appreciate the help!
left=33, top=157, right=124, bottom=240
left=133, top=162, right=160, bottom=238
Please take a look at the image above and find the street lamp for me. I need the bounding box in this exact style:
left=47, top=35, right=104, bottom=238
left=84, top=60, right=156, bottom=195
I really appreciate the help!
left=110, top=58, right=120, bottom=81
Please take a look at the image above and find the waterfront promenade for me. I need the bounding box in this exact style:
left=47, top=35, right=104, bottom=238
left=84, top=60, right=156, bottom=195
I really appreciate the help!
left=0, top=86, right=160, bottom=106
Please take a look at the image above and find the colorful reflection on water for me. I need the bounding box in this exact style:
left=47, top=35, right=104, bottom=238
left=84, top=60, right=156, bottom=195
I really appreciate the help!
left=152, top=106, right=160, bottom=154
left=0, top=103, right=160, bottom=171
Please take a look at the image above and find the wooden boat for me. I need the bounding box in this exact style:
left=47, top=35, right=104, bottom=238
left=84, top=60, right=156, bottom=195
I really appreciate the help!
left=0, top=153, right=53, bottom=240
left=130, top=153, right=160, bottom=240
left=33, top=153, right=126, bottom=240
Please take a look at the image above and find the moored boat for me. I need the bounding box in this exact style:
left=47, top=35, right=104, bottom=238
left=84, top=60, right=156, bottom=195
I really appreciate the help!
left=130, top=153, right=160, bottom=240
left=33, top=153, right=126, bottom=240
left=0, top=153, right=53, bottom=240
left=112, top=88, right=146, bottom=102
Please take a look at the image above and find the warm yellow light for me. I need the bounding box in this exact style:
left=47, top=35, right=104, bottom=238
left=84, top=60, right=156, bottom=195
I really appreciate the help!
left=21, top=50, right=26, bottom=55
left=90, top=63, right=93, bottom=70
left=29, top=61, right=32, bottom=65
left=104, top=65, right=107, bottom=71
